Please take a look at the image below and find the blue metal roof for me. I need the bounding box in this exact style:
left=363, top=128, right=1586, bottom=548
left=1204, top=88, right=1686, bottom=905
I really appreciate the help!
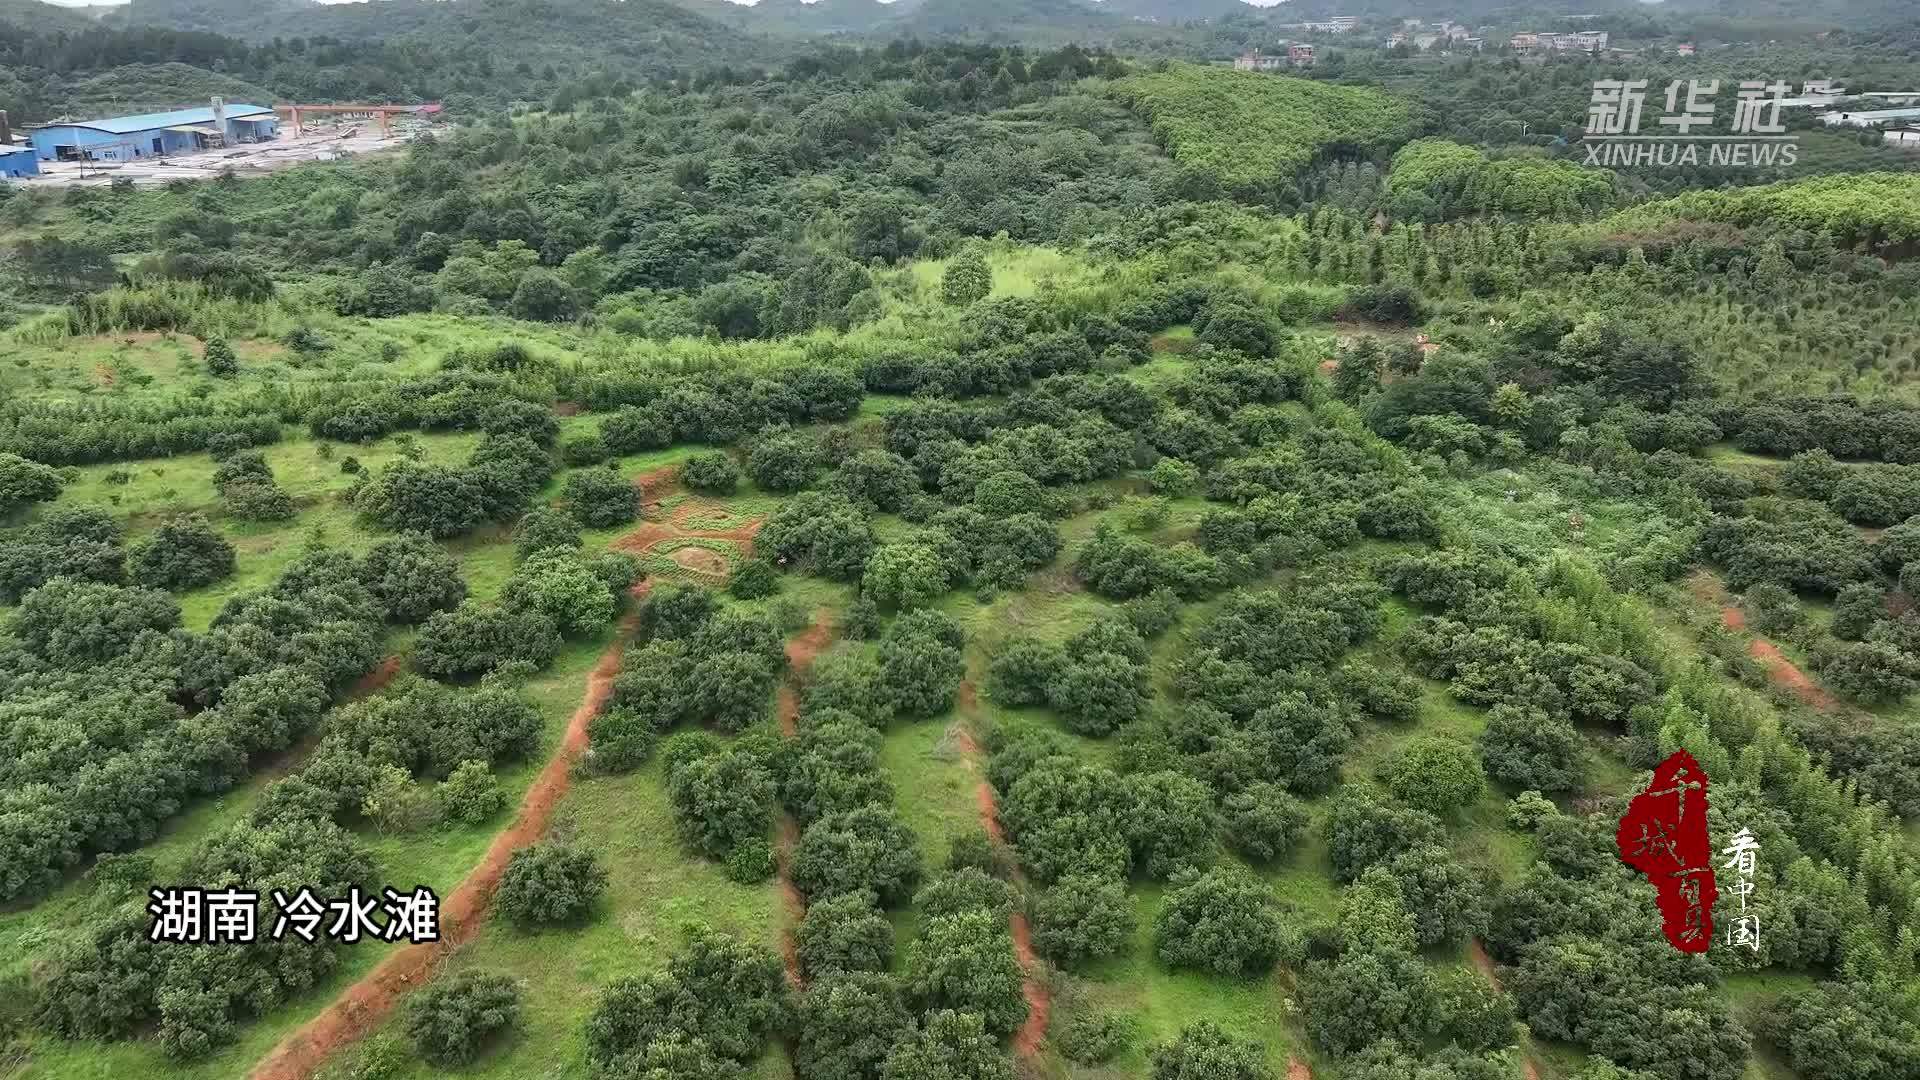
left=46, top=104, right=276, bottom=135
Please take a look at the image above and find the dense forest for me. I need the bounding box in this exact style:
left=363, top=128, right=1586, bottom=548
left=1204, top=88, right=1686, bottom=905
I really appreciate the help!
left=2, top=4, right=1920, bottom=1080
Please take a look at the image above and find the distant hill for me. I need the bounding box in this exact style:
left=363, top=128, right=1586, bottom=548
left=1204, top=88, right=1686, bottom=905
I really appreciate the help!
left=882, top=0, right=1127, bottom=39
left=0, top=0, right=101, bottom=31
left=1089, top=0, right=1256, bottom=24
left=48, top=62, right=278, bottom=122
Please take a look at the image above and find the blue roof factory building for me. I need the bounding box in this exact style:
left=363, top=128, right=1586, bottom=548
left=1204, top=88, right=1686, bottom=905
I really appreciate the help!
left=0, top=146, right=37, bottom=178
left=26, top=98, right=278, bottom=163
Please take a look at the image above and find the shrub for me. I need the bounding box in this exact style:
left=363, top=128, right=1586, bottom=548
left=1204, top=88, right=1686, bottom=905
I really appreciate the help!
left=404, top=969, right=522, bottom=1066
left=725, top=839, right=777, bottom=884
left=792, top=805, right=924, bottom=906
left=415, top=604, right=563, bottom=680
left=1147, top=458, right=1200, bottom=496
left=1057, top=1010, right=1136, bottom=1065
left=436, top=760, right=506, bottom=824
left=563, top=467, right=638, bottom=528
left=796, top=891, right=895, bottom=978
left=359, top=532, right=467, bottom=624
left=683, top=452, right=740, bottom=495
left=1477, top=705, right=1584, bottom=794
left=1, top=452, right=64, bottom=514
left=1222, top=783, right=1308, bottom=864
left=560, top=432, right=608, bottom=466
left=1150, top=1021, right=1272, bottom=1080
left=513, top=507, right=582, bottom=559
left=203, top=338, right=239, bottom=378
left=1031, top=874, right=1134, bottom=968
left=727, top=558, right=780, bottom=599
left=668, top=748, right=776, bottom=860
left=129, top=515, right=234, bottom=590
left=1378, top=736, right=1485, bottom=817
left=903, top=909, right=1029, bottom=1039
left=1153, top=867, right=1289, bottom=976
left=496, top=843, right=607, bottom=925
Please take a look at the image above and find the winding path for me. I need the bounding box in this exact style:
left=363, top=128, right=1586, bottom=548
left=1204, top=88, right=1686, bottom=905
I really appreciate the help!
left=950, top=676, right=1052, bottom=1061
left=774, top=611, right=835, bottom=989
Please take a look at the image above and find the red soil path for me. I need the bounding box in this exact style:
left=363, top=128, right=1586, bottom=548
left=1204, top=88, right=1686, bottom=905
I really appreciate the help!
left=1288, top=1058, right=1314, bottom=1080
left=1719, top=606, right=1837, bottom=710
left=1469, top=940, right=1541, bottom=1080
left=773, top=610, right=835, bottom=988
left=248, top=586, right=649, bottom=1080
left=949, top=678, right=1051, bottom=1061
left=346, top=655, right=402, bottom=699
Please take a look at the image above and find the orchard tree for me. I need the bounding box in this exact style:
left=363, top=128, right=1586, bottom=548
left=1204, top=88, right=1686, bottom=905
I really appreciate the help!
left=796, top=972, right=914, bottom=1080
left=864, top=543, right=951, bottom=609
left=359, top=532, right=466, bottom=624
left=405, top=969, right=522, bottom=1065
left=1, top=453, right=63, bottom=514
left=1379, top=736, right=1485, bottom=817
left=129, top=515, right=235, bottom=591
left=1153, top=868, right=1290, bottom=976
left=1125, top=771, right=1218, bottom=879
left=905, top=909, right=1029, bottom=1039
left=792, top=805, right=924, bottom=906
left=683, top=452, right=740, bottom=495
left=1149, top=1022, right=1273, bottom=1080
left=1030, top=874, right=1133, bottom=968
left=748, top=430, right=823, bottom=492
left=797, top=891, right=895, bottom=978
left=496, top=842, right=607, bottom=925
left=668, top=748, right=776, bottom=861
left=880, top=1010, right=1013, bottom=1080
left=513, top=506, right=582, bottom=559
left=1477, top=705, right=1583, bottom=793
left=501, top=551, right=616, bottom=637
left=564, top=467, right=638, bottom=528
left=1222, top=783, right=1308, bottom=864
left=941, top=247, right=992, bottom=307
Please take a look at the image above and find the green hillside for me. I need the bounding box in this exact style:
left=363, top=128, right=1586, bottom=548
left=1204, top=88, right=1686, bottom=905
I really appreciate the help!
left=1111, top=62, right=1418, bottom=195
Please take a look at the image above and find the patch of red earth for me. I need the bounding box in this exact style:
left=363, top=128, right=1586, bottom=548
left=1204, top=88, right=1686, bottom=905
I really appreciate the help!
left=671, top=546, right=730, bottom=576
left=248, top=585, right=649, bottom=1080
left=1317, top=358, right=1339, bottom=378
left=634, top=463, right=685, bottom=504
left=1288, top=1058, right=1313, bottom=1080
left=1719, top=605, right=1836, bottom=709
left=1008, top=912, right=1049, bottom=1059
left=1148, top=333, right=1191, bottom=354
left=1748, top=637, right=1836, bottom=709
left=773, top=611, right=834, bottom=986
left=551, top=400, right=583, bottom=417
left=346, top=655, right=402, bottom=699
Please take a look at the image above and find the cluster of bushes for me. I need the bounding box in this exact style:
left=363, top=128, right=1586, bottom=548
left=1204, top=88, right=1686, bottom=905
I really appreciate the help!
left=213, top=448, right=295, bottom=521
left=0, top=543, right=416, bottom=904
left=596, top=585, right=789, bottom=742
left=987, top=616, right=1153, bottom=736
left=0, top=506, right=241, bottom=603
left=356, top=431, right=556, bottom=539
left=583, top=928, right=787, bottom=1077
left=0, top=401, right=280, bottom=466
left=416, top=543, right=634, bottom=681
left=1714, top=397, right=1920, bottom=463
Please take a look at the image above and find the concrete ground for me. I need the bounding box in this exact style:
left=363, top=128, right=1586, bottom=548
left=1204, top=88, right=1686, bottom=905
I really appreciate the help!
left=12, top=121, right=432, bottom=188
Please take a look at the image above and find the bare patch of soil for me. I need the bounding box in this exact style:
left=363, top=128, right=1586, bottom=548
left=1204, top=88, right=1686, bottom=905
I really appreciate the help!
left=1716, top=602, right=1836, bottom=709
left=671, top=546, right=730, bottom=576
left=1470, top=939, right=1542, bottom=1080
left=776, top=816, right=805, bottom=989
left=634, top=464, right=684, bottom=504
left=552, top=400, right=583, bottom=417
left=346, top=655, right=402, bottom=700
left=1289, top=1058, right=1313, bottom=1080
left=1747, top=636, right=1836, bottom=709
left=248, top=587, right=648, bottom=1080
left=1008, top=912, right=1049, bottom=1058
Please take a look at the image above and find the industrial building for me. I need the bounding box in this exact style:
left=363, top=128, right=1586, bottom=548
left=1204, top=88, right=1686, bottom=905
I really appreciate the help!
left=25, top=99, right=277, bottom=163
left=0, top=109, right=36, bottom=177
